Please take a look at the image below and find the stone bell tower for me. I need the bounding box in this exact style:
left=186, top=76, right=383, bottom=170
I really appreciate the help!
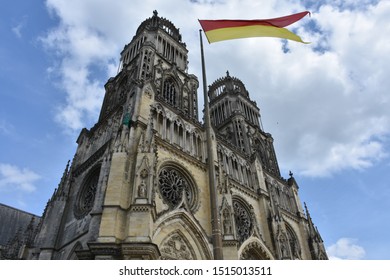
left=24, top=11, right=327, bottom=260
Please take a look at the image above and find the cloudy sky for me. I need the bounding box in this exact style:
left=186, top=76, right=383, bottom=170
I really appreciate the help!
left=1, top=0, right=389, bottom=260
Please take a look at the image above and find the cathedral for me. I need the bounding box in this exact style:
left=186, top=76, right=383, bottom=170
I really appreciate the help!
left=9, top=11, right=327, bottom=260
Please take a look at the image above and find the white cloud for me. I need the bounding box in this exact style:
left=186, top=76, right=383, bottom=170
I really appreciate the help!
left=11, top=16, right=28, bottom=38
left=0, top=163, right=41, bottom=192
left=0, top=119, right=14, bottom=136
left=40, top=0, right=390, bottom=176
left=243, top=1, right=390, bottom=177
left=327, top=238, right=366, bottom=260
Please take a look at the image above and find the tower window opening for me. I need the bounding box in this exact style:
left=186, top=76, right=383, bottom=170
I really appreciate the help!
left=178, top=125, right=184, bottom=147
left=163, top=78, right=177, bottom=107
left=166, top=119, right=171, bottom=140
left=157, top=112, right=164, bottom=137
left=185, top=131, right=191, bottom=152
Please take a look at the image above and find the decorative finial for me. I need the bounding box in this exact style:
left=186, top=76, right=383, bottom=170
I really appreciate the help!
left=289, top=170, right=293, bottom=177
left=226, top=70, right=230, bottom=77
left=304, top=202, right=310, bottom=217
left=153, top=10, right=158, bottom=17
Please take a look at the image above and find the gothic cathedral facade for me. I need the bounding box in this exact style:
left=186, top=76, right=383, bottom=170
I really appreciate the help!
left=26, top=11, right=327, bottom=260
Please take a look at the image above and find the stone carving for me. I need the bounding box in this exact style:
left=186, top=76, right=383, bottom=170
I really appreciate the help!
left=240, top=241, right=271, bottom=260
left=144, top=85, right=153, bottom=98
left=279, top=234, right=289, bottom=259
left=223, top=208, right=232, bottom=235
left=137, top=168, right=149, bottom=198
left=160, top=232, right=195, bottom=260
left=137, top=181, right=147, bottom=198
left=134, top=154, right=153, bottom=205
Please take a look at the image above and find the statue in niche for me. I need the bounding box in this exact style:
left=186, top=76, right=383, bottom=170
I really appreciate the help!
left=138, top=180, right=147, bottom=198
left=137, top=168, right=149, bottom=198
left=279, top=235, right=290, bottom=259
left=290, top=240, right=300, bottom=259
left=280, top=243, right=287, bottom=258
left=223, top=208, right=232, bottom=235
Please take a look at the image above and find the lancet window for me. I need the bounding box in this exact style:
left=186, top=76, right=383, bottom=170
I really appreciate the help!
left=156, top=35, right=187, bottom=70
left=217, top=146, right=254, bottom=190
left=153, top=106, right=203, bottom=160
left=163, top=78, right=177, bottom=107
left=286, top=225, right=301, bottom=259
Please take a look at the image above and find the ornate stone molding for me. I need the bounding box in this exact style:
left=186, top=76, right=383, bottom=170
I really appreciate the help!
left=223, top=240, right=239, bottom=247
left=160, top=231, right=195, bottom=260
left=240, top=241, right=272, bottom=260
left=88, top=242, right=160, bottom=260
left=153, top=211, right=212, bottom=260
left=130, top=205, right=151, bottom=212
left=121, top=243, right=160, bottom=260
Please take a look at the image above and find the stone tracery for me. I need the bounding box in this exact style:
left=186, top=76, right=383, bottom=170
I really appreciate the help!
left=158, top=167, right=194, bottom=210
left=74, top=168, right=100, bottom=219
left=233, top=199, right=252, bottom=243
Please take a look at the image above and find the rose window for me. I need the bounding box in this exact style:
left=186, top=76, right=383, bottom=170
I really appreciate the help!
left=74, top=169, right=100, bottom=219
left=233, top=200, right=252, bottom=243
left=158, top=167, right=194, bottom=210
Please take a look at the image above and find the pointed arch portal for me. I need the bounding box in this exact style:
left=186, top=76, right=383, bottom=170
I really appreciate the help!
left=153, top=212, right=212, bottom=260
left=239, top=240, right=273, bottom=260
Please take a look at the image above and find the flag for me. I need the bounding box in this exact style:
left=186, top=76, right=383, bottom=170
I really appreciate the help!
left=199, top=11, right=310, bottom=44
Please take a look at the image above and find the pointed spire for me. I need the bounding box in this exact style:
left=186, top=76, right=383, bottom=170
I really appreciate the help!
left=51, top=188, right=57, bottom=201
left=55, top=160, right=70, bottom=200
left=60, top=160, right=70, bottom=186
left=304, top=202, right=311, bottom=221
left=23, top=217, right=36, bottom=247
left=304, top=202, right=328, bottom=259
left=41, top=199, right=51, bottom=218
left=65, top=159, right=70, bottom=174
left=315, top=226, right=324, bottom=242
left=305, top=202, right=319, bottom=239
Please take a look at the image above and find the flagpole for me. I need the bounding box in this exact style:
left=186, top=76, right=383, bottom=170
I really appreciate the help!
left=199, top=29, right=224, bottom=260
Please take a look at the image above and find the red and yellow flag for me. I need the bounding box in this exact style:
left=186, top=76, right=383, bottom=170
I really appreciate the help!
left=199, top=11, right=310, bottom=43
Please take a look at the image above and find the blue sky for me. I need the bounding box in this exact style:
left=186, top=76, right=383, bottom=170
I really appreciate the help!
left=1, top=0, right=389, bottom=260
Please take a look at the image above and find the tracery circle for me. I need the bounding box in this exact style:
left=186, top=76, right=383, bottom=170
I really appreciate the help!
left=74, top=169, right=100, bottom=219
left=158, top=167, right=193, bottom=209
left=233, top=200, right=252, bottom=243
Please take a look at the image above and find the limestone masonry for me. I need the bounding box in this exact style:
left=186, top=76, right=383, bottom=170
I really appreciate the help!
left=1, top=11, right=327, bottom=260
